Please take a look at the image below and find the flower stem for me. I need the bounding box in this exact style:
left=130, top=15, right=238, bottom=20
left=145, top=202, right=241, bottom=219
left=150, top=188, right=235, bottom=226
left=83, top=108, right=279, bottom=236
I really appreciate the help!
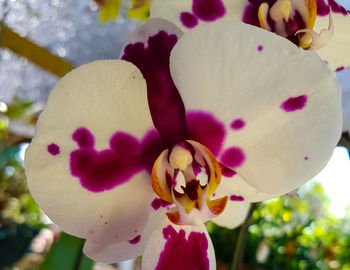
left=230, top=202, right=260, bottom=270
left=73, top=241, right=85, bottom=270
left=338, top=132, right=350, bottom=153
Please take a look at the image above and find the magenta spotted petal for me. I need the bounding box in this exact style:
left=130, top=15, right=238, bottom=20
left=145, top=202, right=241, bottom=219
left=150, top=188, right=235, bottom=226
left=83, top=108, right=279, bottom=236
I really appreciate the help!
left=122, top=31, right=187, bottom=145
left=142, top=216, right=216, bottom=270
left=26, top=60, right=160, bottom=244
left=170, top=22, right=341, bottom=199
left=192, top=0, right=226, bottom=21
left=69, top=128, right=164, bottom=192
left=25, top=19, right=342, bottom=269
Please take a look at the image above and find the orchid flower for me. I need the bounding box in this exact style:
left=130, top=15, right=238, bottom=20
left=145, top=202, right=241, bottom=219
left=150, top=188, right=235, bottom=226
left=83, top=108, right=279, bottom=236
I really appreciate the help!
left=25, top=19, right=342, bottom=269
left=150, top=0, right=350, bottom=71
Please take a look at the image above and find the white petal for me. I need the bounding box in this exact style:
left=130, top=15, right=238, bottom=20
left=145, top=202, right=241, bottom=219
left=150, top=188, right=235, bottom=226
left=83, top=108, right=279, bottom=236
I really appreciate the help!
left=211, top=177, right=251, bottom=229
left=150, top=0, right=247, bottom=32
left=338, top=69, right=350, bottom=131
left=170, top=22, right=342, bottom=199
left=314, top=2, right=350, bottom=71
left=125, top=18, right=183, bottom=47
left=83, top=207, right=166, bottom=264
left=25, top=60, right=164, bottom=244
left=142, top=216, right=216, bottom=270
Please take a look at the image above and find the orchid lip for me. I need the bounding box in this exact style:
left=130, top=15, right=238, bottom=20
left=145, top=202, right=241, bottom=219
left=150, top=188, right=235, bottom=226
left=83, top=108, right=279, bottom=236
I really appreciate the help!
left=255, top=0, right=332, bottom=49
left=151, top=140, right=228, bottom=225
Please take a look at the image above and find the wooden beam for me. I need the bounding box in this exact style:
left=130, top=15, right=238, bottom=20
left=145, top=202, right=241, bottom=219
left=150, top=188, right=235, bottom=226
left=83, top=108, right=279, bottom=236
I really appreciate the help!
left=0, top=24, right=74, bottom=77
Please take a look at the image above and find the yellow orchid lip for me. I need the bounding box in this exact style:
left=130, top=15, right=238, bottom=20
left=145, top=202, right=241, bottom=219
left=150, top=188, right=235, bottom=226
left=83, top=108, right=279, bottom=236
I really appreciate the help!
left=151, top=140, right=228, bottom=224
left=256, top=0, right=326, bottom=50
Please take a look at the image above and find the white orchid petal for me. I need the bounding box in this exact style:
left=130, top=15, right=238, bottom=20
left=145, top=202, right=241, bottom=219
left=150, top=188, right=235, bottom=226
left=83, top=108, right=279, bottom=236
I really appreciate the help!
left=83, top=206, right=166, bottom=263
left=142, top=216, right=216, bottom=270
left=124, top=18, right=183, bottom=49
left=314, top=1, right=350, bottom=71
left=150, top=0, right=247, bottom=32
left=221, top=174, right=282, bottom=202
left=25, top=60, right=164, bottom=244
left=84, top=240, right=143, bottom=264
left=338, top=69, right=350, bottom=131
left=211, top=177, right=251, bottom=229
left=170, top=22, right=342, bottom=198
left=211, top=201, right=250, bottom=229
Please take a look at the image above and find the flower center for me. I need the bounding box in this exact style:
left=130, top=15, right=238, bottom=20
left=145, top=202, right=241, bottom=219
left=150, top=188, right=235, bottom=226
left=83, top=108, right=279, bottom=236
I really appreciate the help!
left=257, top=0, right=333, bottom=50
left=151, top=140, right=228, bottom=225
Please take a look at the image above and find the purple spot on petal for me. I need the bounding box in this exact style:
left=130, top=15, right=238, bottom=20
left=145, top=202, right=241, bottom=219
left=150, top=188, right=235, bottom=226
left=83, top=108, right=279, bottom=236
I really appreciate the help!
left=70, top=128, right=164, bottom=192
left=192, top=159, right=202, bottom=176
left=316, top=0, right=349, bottom=16
left=122, top=31, right=187, bottom=145
left=110, top=132, right=140, bottom=157
left=304, top=156, right=309, bottom=160
left=192, top=0, right=226, bottom=21
left=140, top=129, right=166, bottom=173
left=257, top=45, right=263, bottom=51
left=330, top=0, right=349, bottom=15
left=220, top=147, right=246, bottom=169
left=152, top=198, right=172, bottom=210
left=72, top=127, right=94, bottom=148
left=336, top=66, right=345, bottom=72
left=242, top=4, right=260, bottom=27
left=180, top=12, right=198, bottom=28
left=316, top=0, right=331, bottom=15
left=230, top=195, right=245, bottom=201
left=129, top=235, right=141, bottom=245
left=231, top=118, right=246, bottom=130
left=186, top=111, right=226, bottom=156
left=280, top=95, right=308, bottom=112
left=220, top=163, right=237, bottom=177
left=47, top=143, right=60, bottom=156
left=156, top=226, right=209, bottom=270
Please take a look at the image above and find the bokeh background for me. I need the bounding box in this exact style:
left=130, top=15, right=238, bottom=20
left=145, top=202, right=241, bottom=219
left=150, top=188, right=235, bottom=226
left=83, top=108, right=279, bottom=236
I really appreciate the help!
left=0, top=0, right=349, bottom=269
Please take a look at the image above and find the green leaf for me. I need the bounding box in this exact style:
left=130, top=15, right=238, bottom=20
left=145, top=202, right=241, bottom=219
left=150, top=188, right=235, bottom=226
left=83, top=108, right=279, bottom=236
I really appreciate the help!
left=39, top=232, right=93, bottom=270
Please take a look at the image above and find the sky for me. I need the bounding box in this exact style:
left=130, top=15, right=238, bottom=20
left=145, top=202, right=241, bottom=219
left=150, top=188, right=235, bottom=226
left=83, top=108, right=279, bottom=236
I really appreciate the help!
left=313, top=147, right=350, bottom=217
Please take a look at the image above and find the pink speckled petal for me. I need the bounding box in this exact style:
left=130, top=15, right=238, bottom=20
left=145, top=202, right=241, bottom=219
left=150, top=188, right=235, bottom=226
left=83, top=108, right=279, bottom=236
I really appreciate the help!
left=170, top=22, right=342, bottom=199
left=142, top=216, right=216, bottom=270
left=122, top=18, right=183, bottom=55
left=211, top=177, right=251, bottom=229
left=25, top=61, right=161, bottom=244
left=314, top=1, right=350, bottom=71
left=150, top=0, right=247, bottom=32
left=83, top=207, right=165, bottom=263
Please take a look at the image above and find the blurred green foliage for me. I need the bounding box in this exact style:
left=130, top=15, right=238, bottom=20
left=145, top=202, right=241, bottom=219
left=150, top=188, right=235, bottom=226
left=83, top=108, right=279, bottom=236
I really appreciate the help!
left=39, top=232, right=93, bottom=270
left=209, top=182, right=350, bottom=270
left=0, top=98, right=41, bottom=227
left=0, top=98, right=43, bottom=269
left=0, top=222, right=39, bottom=268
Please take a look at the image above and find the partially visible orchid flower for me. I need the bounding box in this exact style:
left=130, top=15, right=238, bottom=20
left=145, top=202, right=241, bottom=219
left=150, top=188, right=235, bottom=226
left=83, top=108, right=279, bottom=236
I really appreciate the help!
left=25, top=19, right=342, bottom=269
left=150, top=0, right=350, bottom=71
